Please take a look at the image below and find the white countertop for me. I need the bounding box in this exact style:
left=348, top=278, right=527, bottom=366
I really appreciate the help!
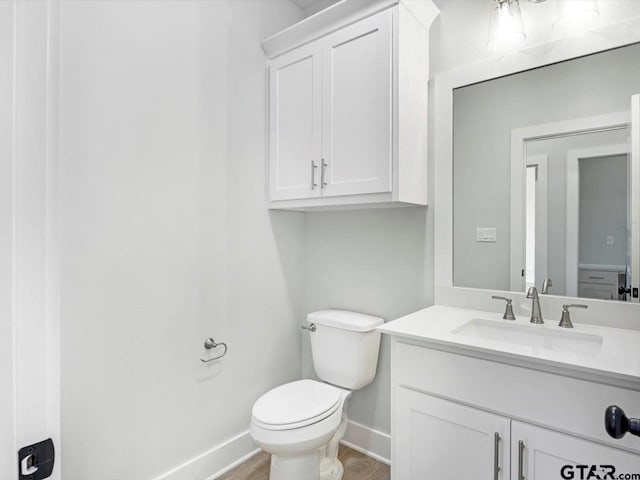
left=378, top=305, right=640, bottom=389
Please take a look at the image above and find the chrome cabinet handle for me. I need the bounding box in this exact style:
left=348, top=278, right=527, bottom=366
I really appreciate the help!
left=518, top=440, right=525, bottom=480
left=311, top=160, right=318, bottom=190
left=321, top=159, right=327, bottom=189
left=493, top=432, right=501, bottom=480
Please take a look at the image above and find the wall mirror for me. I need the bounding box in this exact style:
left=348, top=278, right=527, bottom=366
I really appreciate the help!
left=453, top=42, right=640, bottom=302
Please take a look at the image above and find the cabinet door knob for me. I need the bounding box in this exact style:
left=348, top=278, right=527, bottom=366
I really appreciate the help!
left=605, top=405, right=640, bottom=439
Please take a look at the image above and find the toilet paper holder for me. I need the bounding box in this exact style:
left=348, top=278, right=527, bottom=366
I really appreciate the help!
left=200, top=338, right=228, bottom=363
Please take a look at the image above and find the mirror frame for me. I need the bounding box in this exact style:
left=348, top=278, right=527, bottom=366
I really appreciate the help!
left=433, top=22, right=640, bottom=325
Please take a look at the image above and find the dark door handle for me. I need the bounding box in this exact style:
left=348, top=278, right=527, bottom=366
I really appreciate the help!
left=618, top=286, right=631, bottom=295
left=605, top=405, right=640, bottom=439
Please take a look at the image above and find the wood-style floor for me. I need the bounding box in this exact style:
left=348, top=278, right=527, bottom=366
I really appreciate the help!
left=218, top=445, right=390, bottom=480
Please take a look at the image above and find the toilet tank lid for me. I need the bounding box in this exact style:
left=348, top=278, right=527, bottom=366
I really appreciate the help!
left=307, top=310, right=384, bottom=332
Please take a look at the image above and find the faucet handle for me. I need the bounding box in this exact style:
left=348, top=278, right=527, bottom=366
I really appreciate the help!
left=559, top=304, right=588, bottom=329
left=492, top=296, right=516, bottom=320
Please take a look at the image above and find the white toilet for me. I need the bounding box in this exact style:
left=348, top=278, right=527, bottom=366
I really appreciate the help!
left=250, top=310, right=384, bottom=480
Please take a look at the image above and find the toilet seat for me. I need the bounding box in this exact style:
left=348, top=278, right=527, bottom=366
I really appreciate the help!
left=252, top=380, right=346, bottom=431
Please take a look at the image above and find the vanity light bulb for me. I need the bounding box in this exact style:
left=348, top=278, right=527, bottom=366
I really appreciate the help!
left=487, top=0, right=526, bottom=53
left=552, top=0, right=599, bottom=33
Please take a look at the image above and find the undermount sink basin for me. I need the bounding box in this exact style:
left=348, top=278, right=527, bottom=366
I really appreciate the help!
left=452, top=318, right=603, bottom=354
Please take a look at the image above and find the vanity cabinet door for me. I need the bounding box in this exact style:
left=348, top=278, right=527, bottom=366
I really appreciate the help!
left=511, top=421, right=640, bottom=480
left=320, top=9, right=393, bottom=198
left=393, top=387, right=510, bottom=480
left=268, top=43, right=322, bottom=201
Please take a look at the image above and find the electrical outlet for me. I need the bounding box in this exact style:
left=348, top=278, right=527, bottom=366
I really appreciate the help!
left=606, top=235, right=614, bottom=246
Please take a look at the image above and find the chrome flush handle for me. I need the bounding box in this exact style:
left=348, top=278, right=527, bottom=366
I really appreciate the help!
left=301, top=323, right=316, bottom=332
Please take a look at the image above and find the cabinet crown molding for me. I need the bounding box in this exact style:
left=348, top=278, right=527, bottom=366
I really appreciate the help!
left=261, top=0, right=438, bottom=59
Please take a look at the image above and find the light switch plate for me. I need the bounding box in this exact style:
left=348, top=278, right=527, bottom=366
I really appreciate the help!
left=476, top=227, right=497, bottom=243
left=606, top=235, right=614, bottom=246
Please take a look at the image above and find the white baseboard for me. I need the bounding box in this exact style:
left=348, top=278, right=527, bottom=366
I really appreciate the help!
left=153, top=421, right=390, bottom=480
left=152, top=430, right=259, bottom=480
left=341, top=420, right=391, bottom=465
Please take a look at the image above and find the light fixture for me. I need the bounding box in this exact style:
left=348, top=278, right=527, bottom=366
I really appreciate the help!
left=487, top=0, right=526, bottom=53
left=553, top=0, right=599, bottom=32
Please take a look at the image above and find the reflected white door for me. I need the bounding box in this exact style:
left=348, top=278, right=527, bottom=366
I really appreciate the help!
left=525, top=156, right=548, bottom=292
left=1, top=1, right=60, bottom=478
left=630, top=94, right=640, bottom=302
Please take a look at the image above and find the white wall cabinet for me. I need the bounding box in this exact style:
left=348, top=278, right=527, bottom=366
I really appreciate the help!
left=262, top=0, right=438, bottom=210
left=321, top=11, right=392, bottom=198
left=268, top=43, right=322, bottom=201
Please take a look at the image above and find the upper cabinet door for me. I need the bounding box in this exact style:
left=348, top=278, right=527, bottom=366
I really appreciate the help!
left=269, top=43, right=322, bottom=201
left=321, top=10, right=393, bottom=197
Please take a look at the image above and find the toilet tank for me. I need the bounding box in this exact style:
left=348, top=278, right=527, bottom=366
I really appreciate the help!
left=307, top=310, right=384, bottom=390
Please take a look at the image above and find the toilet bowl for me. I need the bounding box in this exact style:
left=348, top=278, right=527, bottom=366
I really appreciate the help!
left=250, top=310, right=384, bottom=480
left=250, top=379, right=351, bottom=480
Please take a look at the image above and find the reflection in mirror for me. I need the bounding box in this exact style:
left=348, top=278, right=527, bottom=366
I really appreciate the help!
left=525, top=129, right=629, bottom=300
left=453, top=42, right=640, bottom=302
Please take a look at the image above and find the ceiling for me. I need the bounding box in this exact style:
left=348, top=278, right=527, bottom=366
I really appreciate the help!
left=287, top=0, right=640, bottom=74
left=289, top=0, right=341, bottom=16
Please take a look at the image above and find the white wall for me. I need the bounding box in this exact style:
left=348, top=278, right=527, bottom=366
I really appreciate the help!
left=579, top=154, right=628, bottom=266
left=304, top=207, right=433, bottom=432
left=59, top=1, right=304, bottom=479
left=0, top=2, right=15, bottom=476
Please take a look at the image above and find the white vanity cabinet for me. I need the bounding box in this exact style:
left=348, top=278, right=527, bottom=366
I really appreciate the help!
left=382, top=314, right=640, bottom=480
left=261, top=0, right=438, bottom=210
left=395, top=388, right=510, bottom=479
left=513, top=422, right=640, bottom=480
left=395, top=387, right=640, bottom=480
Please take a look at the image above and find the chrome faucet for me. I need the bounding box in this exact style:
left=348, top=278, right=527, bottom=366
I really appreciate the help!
left=558, top=304, right=587, bottom=328
left=526, top=286, right=544, bottom=324
left=491, top=295, right=516, bottom=320
left=541, top=278, right=553, bottom=294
